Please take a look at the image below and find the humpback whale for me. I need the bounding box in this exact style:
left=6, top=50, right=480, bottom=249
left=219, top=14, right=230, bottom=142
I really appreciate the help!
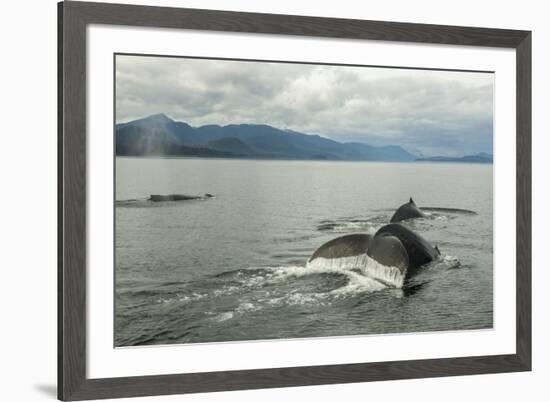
left=390, top=197, right=425, bottom=222
left=307, top=233, right=406, bottom=287
left=149, top=194, right=214, bottom=202
left=307, top=223, right=439, bottom=287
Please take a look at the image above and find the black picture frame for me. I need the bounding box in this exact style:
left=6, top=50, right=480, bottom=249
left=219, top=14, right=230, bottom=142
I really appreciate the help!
left=58, top=1, right=532, bottom=400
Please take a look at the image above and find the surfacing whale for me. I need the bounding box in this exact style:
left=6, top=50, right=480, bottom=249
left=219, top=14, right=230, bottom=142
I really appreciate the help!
left=149, top=194, right=214, bottom=202
left=307, top=223, right=439, bottom=287
left=390, top=197, right=425, bottom=222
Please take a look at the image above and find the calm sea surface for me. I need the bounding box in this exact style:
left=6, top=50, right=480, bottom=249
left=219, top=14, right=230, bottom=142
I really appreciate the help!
left=115, top=157, right=493, bottom=346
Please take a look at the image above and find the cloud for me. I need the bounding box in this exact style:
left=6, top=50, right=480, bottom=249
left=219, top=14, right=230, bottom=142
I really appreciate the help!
left=116, top=55, right=494, bottom=156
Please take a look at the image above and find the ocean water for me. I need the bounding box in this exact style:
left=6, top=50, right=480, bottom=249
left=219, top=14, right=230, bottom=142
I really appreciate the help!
left=115, top=157, right=493, bottom=346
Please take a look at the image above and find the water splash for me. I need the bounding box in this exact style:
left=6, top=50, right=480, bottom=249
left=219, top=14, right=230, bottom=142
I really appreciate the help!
left=436, top=254, right=461, bottom=269
left=305, top=254, right=405, bottom=288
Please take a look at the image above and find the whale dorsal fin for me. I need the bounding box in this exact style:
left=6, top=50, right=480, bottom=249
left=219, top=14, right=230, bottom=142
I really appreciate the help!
left=409, top=197, right=415, bottom=204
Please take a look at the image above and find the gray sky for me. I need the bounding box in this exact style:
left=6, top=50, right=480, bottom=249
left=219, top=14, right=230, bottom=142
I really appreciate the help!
left=116, top=55, right=494, bottom=156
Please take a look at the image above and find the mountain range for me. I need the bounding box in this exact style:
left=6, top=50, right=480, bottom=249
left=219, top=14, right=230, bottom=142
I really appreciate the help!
left=116, top=114, right=492, bottom=163
left=115, top=114, right=417, bottom=162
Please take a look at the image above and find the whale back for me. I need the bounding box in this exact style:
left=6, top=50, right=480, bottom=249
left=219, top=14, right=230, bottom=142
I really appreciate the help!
left=390, top=198, right=425, bottom=223
left=375, top=223, right=440, bottom=275
left=149, top=193, right=212, bottom=202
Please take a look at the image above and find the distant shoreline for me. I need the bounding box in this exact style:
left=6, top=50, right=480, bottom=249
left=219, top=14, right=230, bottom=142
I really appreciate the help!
left=415, top=157, right=492, bottom=164
left=115, top=155, right=493, bottom=165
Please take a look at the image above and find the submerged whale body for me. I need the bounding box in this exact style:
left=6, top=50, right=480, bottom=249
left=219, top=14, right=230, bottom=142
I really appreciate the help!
left=149, top=194, right=214, bottom=202
left=390, top=197, right=425, bottom=222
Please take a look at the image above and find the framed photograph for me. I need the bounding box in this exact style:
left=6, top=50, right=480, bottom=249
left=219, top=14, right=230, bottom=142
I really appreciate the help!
left=58, top=1, right=531, bottom=400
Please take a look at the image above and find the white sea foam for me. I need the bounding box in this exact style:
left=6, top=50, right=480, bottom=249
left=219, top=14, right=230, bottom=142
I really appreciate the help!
left=264, top=291, right=330, bottom=307
left=212, top=285, right=239, bottom=297
left=235, top=302, right=260, bottom=313
left=285, top=293, right=328, bottom=305
left=438, top=254, right=461, bottom=269
left=212, top=311, right=234, bottom=322
left=330, top=271, right=387, bottom=295
left=246, top=254, right=406, bottom=299
left=176, top=292, right=208, bottom=303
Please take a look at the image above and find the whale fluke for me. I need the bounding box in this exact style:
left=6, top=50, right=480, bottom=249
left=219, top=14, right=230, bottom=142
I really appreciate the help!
left=307, top=233, right=406, bottom=288
left=390, top=198, right=425, bottom=222
left=367, top=234, right=409, bottom=274
left=308, top=234, right=373, bottom=262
